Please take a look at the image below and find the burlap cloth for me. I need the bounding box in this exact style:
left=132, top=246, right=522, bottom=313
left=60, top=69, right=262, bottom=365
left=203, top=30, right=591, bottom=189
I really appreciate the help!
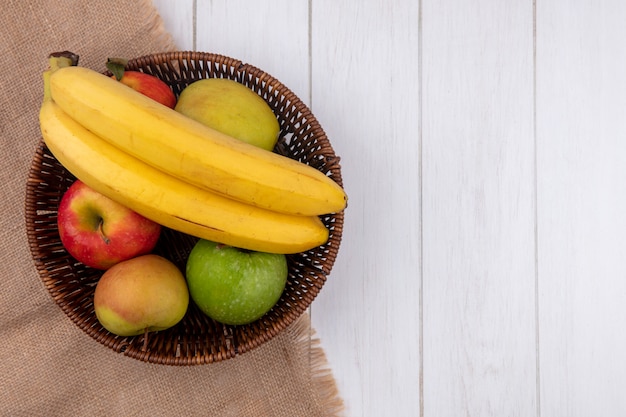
left=0, top=1, right=344, bottom=416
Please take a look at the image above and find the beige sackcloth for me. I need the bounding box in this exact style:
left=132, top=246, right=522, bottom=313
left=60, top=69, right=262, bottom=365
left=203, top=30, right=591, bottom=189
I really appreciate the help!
left=0, top=1, right=344, bottom=416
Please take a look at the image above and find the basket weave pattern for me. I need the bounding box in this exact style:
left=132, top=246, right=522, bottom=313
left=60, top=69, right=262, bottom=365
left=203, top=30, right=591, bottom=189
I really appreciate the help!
left=24, top=51, right=344, bottom=365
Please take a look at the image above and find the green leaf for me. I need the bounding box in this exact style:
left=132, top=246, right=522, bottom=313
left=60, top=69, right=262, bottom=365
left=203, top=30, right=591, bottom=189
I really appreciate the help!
left=106, top=57, right=129, bottom=81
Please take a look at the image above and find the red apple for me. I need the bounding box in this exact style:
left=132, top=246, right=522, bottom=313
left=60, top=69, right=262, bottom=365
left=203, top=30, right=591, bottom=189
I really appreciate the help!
left=114, top=70, right=176, bottom=108
left=94, top=254, right=189, bottom=337
left=57, top=180, right=162, bottom=270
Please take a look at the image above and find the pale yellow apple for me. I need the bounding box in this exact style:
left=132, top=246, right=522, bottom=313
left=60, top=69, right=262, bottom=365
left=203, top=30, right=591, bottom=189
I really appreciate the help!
left=93, top=254, right=189, bottom=337
left=175, top=78, right=280, bottom=150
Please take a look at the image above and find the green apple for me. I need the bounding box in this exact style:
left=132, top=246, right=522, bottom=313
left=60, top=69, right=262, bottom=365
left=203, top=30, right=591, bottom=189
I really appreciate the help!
left=185, top=240, right=288, bottom=325
left=94, top=254, right=189, bottom=337
left=174, top=78, right=280, bottom=150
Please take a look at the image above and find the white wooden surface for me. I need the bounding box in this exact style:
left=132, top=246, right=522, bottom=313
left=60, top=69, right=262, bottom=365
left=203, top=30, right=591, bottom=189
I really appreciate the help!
left=152, top=1, right=626, bottom=416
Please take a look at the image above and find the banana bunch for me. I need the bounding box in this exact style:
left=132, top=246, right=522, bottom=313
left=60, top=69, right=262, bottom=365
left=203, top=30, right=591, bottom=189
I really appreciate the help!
left=39, top=58, right=347, bottom=254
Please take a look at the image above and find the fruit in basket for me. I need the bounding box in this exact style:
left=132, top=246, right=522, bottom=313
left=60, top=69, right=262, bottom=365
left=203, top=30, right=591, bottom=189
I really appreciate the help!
left=40, top=93, right=329, bottom=254
left=48, top=65, right=347, bottom=216
left=94, top=254, right=189, bottom=337
left=175, top=78, right=280, bottom=150
left=106, top=58, right=176, bottom=109
left=185, top=240, right=288, bottom=325
left=115, top=71, right=176, bottom=108
left=57, top=180, right=161, bottom=270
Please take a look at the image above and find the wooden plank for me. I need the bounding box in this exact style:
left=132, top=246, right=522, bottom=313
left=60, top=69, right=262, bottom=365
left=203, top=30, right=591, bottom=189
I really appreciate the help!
left=536, top=1, right=626, bottom=415
left=421, top=1, right=537, bottom=415
left=152, top=0, right=195, bottom=50
left=310, top=1, right=421, bottom=415
left=195, top=0, right=310, bottom=103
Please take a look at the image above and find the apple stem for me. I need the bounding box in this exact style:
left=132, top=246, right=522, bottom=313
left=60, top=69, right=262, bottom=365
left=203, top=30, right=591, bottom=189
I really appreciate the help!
left=106, top=57, right=129, bottom=81
left=97, top=219, right=111, bottom=245
left=142, top=328, right=149, bottom=352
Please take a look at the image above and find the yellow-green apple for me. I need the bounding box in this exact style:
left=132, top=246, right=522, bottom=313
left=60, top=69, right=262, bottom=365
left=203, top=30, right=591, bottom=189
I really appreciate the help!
left=185, top=239, right=288, bottom=325
left=57, top=180, right=161, bottom=270
left=175, top=78, right=280, bottom=150
left=94, top=254, right=189, bottom=337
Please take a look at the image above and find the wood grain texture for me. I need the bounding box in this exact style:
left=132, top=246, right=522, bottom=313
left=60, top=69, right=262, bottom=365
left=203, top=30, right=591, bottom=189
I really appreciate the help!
left=310, top=1, right=421, bottom=416
left=195, top=0, right=310, bottom=103
left=151, top=0, right=626, bottom=415
left=537, top=1, right=626, bottom=416
left=151, top=0, right=195, bottom=50
left=421, top=1, right=537, bottom=416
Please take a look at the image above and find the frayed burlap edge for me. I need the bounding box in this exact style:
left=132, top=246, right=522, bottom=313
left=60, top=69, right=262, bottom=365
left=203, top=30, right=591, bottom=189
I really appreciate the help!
left=139, top=0, right=179, bottom=53
left=288, top=314, right=346, bottom=417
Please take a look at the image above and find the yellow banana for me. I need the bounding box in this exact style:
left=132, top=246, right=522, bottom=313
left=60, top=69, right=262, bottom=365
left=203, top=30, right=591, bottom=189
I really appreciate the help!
left=48, top=65, right=347, bottom=216
left=40, top=73, right=329, bottom=254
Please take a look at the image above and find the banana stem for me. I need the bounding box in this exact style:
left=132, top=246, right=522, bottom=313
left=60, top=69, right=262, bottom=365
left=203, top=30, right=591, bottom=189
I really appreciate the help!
left=42, top=70, right=52, bottom=102
left=48, top=51, right=79, bottom=70
left=43, top=51, right=80, bottom=102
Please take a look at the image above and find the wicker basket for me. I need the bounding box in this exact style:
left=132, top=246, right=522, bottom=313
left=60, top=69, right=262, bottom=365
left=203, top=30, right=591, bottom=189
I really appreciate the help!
left=24, top=51, right=344, bottom=365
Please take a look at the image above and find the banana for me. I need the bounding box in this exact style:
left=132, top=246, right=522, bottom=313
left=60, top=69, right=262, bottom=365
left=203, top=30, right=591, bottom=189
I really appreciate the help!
left=48, top=65, right=347, bottom=216
left=39, top=72, right=330, bottom=254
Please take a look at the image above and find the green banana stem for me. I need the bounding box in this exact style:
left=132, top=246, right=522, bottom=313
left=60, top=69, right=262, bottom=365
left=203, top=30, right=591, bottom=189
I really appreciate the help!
left=42, top=70, right=52, bottom=102
left=43, top=51, right=80, bottom=102
left=48, top=51, right=79, bottom=71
